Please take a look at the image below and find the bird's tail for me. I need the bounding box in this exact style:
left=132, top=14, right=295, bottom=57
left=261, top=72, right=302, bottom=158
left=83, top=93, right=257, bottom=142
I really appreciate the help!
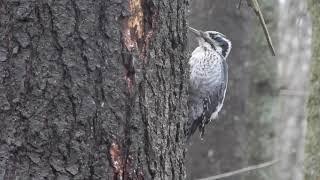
left=186, top=117, right=203, bottom=142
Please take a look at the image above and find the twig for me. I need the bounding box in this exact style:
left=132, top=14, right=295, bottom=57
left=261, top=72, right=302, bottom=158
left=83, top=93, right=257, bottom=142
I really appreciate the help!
left=197, top=159, right=279, bottom=180
left=279, top=89, right=307, bottom=97
left=247, top=0, right=276, bottom=56
left=237, top=0, right=243, bottom=9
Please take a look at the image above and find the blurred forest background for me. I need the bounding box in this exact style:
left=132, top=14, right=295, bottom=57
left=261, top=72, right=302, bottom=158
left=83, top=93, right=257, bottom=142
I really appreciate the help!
left=186, top=0, right=312, bottom=179
left=1, top=0, right=320, bottom=179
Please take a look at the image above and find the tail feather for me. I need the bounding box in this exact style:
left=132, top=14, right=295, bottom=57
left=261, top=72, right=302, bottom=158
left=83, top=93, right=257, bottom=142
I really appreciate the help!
left=186, top=117, right=204, bottom=141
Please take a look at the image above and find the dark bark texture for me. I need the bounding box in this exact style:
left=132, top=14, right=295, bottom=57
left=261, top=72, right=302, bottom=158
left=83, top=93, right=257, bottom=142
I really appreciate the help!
left=0, top=0, right=188, bottom=179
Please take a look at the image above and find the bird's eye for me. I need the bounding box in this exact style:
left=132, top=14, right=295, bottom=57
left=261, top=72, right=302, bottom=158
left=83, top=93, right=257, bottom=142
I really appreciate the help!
left=209, top=33, right=217, bottom=40
left=209, top=33, right=223, bottom=42
left=214, top=36, right=224, bottom=43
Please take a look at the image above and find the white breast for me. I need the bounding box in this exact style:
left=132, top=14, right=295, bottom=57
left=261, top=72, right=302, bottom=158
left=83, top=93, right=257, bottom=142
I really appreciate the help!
left=189, top=46, right=224, bottom=91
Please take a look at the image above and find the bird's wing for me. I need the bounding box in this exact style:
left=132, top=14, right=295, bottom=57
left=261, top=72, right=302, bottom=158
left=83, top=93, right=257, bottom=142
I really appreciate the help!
left=187, top=59, right=228, bottom=139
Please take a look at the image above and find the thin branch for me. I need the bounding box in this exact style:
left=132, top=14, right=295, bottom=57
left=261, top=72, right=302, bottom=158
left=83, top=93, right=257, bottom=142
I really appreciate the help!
left=247, top=0, right=276, bottom=56
left=197, top=159, right=279, bottom=180
left=237, top=0, right=243, bottom=9
left=279, top=89, right=307, bottom=97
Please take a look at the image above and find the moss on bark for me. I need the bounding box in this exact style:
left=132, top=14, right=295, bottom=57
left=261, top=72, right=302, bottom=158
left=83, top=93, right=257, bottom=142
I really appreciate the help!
left=305, top=0, right=320, bottom=179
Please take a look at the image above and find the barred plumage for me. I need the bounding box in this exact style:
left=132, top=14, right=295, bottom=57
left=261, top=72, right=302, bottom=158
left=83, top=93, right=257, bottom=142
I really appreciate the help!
left=187, top=27, right=232, bottom=140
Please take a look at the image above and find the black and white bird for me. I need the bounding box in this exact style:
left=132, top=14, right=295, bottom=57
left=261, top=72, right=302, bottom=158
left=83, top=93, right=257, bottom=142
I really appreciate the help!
left=187, top=27, right=232, bottom=140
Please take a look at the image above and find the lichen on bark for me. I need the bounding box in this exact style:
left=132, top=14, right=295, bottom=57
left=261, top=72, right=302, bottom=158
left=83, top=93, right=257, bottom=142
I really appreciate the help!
left=305, top=0, right=320, bottom=179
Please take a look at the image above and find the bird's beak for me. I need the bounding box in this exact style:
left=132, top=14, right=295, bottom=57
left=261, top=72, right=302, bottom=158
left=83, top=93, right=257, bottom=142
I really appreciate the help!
left=188, top=26, right=202, bottom=37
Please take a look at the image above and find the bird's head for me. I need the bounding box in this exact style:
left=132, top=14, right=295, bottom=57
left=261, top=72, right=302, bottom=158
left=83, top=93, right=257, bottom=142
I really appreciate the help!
left=189, top=27, right=232, bottom=59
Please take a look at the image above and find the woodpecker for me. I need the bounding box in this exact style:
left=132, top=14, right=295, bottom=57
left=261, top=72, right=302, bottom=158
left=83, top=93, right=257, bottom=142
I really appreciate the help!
left=186, top=27, right=232, bottom=140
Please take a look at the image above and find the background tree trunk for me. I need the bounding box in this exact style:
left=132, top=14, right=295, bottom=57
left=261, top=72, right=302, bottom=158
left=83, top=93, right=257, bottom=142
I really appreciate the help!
left=0, top=0, right=188, bottom=179
left=305, top=0, right=320, bottom=179
left=275, top=0, right=311, bottom=179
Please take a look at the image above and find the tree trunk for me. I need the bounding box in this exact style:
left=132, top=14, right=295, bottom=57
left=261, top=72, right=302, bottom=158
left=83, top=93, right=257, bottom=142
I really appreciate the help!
left=305, top=0, right=320, bottom=179
left=0, top=0, right=188, bottom=179
left=275, top=0, right=311, bottom=179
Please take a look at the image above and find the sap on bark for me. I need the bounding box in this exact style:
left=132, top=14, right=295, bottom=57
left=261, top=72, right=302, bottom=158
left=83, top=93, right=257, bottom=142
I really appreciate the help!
left=121, top=0, right=159, bottom=91
left=122, top=0, right=158, bottom=59
left=109, top=142, right=144, bottom=179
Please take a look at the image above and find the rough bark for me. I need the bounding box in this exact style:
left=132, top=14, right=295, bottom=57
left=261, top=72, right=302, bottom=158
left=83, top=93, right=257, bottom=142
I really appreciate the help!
left=0, top=0, right=188, bottom=179
left=305, top=0, right=320, bottom=179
